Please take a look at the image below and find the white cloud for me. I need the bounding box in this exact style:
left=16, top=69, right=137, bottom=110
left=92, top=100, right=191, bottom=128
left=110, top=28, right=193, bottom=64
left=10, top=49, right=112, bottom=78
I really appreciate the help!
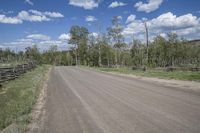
left=1, top=38, right=34, bottom=51
left=27, top=34, right=51, bottom=40
left=0, top=15, right=22, bottom=24
left=0, top=10, right=64, bottom=24
left=29, top=10, right=64, bottom=18
left=25, top=0, right=34, bottom=6
left=24, top=10, right=64, bottom=20
left=69, top=0, right=100, bottom=10
left=150, top=12, right=199, bottom=29
left=89, top=32, right=98, bottom=38
left=0, top=45, right=4, bottom=48
left=43, top=11, right=64, bottom=18
left=59, top=33, right=71, bottom=41
left=1, top=34, right=69, bottom=51
left=91, top=32, right=98, bottom=37
left=17, top=38, right=33, bottom=42
left=1, top=40, right=65, bottom=51
left=135, top=0, right=163, bottom=13
left=159, top=33, right=167, bottom=38
left=117, top=16, right=122, bottom=20
left=126, top=14, right=136, bottom=23
left=18, top=11, right=50, bottom=22
left=39, top=40, right=62, bottom=45
left=108, top=1, right=127, bottom=8
left=88, top=32, right=99, bottom=43
left=28, top=10, right=43, bottom=16
left=123, top=12, right=200, bottom=41
left=85, top=15, right=97, bottom=22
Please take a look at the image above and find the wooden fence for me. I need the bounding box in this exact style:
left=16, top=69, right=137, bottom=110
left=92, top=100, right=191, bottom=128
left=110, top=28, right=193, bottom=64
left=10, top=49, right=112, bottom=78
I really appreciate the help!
left=0, top=62, right=36, bottom=85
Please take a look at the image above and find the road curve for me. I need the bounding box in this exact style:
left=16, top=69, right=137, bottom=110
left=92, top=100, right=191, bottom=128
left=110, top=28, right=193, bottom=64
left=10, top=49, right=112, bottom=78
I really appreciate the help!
left=38, top=66, right=200, bottom=133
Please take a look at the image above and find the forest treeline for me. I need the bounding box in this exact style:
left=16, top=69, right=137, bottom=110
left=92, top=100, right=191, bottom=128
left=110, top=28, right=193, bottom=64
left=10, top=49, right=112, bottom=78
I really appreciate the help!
left=1, top=17, right=200, bottom=68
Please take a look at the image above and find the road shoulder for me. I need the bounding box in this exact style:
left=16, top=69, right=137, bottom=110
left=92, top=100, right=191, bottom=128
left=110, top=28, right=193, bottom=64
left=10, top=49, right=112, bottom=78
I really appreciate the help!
left=88, top=67, right=200, bottom=94
left=27, top=67, right=52, bottom=133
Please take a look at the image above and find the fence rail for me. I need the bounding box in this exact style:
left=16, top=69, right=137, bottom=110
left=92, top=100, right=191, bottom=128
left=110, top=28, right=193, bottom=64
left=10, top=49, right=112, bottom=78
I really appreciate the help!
left=0, top=62, right=36, bottom=85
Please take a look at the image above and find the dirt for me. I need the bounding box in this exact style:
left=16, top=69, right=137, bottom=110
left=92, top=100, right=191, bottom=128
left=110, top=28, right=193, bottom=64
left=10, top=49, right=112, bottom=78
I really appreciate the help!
left=97, top=70, right=200, bottom=94
left=27, top=67, right=52, bottom=133
left=33, top=66, right=200, bottom=133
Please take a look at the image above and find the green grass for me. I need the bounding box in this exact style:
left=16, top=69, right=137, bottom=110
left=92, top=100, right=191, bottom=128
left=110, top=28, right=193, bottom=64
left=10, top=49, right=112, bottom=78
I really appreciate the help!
left=96, top=67, right=200, bottom=82
left=0, top=65, right=51, bottom=131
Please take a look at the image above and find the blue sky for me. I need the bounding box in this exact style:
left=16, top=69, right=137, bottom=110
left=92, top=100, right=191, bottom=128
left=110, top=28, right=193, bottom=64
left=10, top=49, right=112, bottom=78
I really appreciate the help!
left=0, top=0, right=200, bottom=51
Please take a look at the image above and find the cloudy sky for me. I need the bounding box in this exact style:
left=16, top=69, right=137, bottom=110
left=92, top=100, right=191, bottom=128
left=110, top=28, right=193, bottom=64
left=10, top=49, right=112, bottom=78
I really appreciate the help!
left=0, top=0, right=200, bottom=51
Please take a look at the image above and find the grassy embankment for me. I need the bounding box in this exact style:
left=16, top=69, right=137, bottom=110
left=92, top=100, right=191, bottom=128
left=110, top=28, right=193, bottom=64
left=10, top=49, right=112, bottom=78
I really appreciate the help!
left=96, top=67, right=200, bottom=82
left=0, top=65, right=51, bottom=131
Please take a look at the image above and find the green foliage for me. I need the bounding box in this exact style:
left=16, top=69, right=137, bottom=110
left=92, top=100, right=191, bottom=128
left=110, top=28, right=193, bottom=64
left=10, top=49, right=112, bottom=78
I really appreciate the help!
left=107, top=16, right=126, bottom=66
left=69, top=25, right=89, bottom=65
left=130, top=33, right=200, bottom=68
left=0, top=24, right=199, bottom=68
left=107, top=16, right=124, bottom=45
left=25, top=45, right=41, bottom=63
left=130, top=39, right=145, bottom=67
left=0, top=48, right=25, bottom=65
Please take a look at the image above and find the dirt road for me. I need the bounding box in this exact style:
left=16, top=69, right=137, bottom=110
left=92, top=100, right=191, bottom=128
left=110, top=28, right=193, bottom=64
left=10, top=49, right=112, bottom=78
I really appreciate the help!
left=36, top=66, right=200, bottom=133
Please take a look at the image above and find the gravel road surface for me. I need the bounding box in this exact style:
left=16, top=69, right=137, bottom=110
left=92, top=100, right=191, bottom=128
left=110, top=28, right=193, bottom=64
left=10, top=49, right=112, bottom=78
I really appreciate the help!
left=37, top=66, right=200, bottom=133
